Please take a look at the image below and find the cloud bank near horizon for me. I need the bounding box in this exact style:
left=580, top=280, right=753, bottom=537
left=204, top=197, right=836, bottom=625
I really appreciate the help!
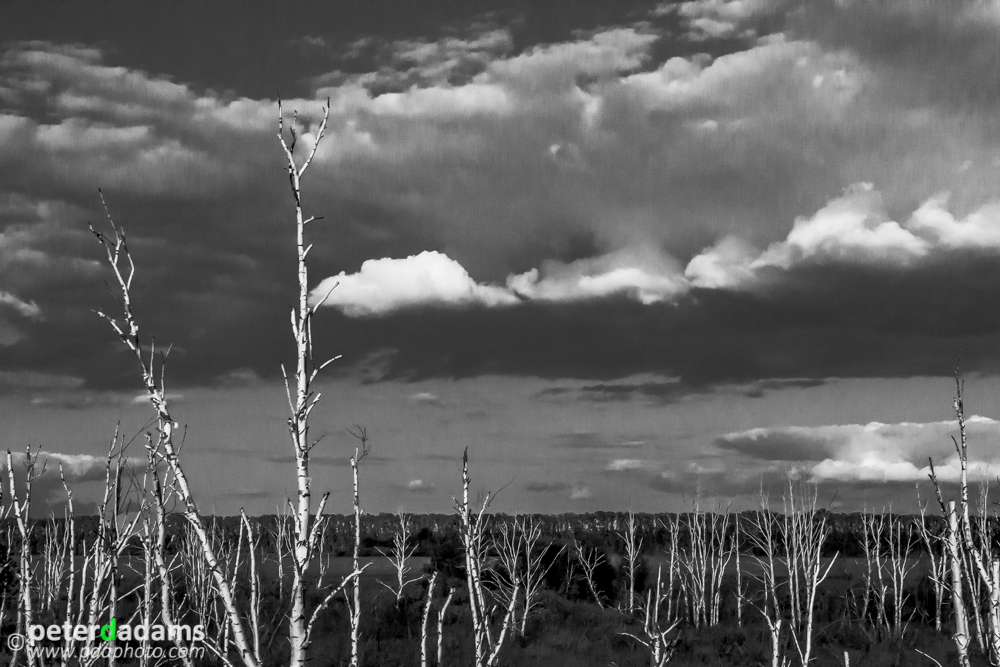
left=314, top=184, right=1000, bottom=317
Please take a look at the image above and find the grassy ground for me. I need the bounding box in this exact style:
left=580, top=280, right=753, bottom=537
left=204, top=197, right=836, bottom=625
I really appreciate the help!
left=3, top=553, right=978, bottom=666
left=301, top=558, right=974, bottom=667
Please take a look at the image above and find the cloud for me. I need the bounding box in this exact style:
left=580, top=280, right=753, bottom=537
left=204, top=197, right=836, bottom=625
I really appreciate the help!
left=314, top=248, right=690, bottom=317
left=524, top=479, right=593, bottom=500
left=907, top=194, right=1000, bottom=250
left=0, top=370, right=156, bottom=408
left=684, top=235, right=758, bottom=289
left=606, top=458, right=655, bottom=472
left=1, top=448, right=140, bottom=514
left=406, top=479, right=435, bottom=493
left=40, top=451, right=111, bottom=480
left=575, top=379, right=693, bottom=403
left=0, top=370, right=83, bottom=394
left=755, top=183, right=929, bottom=268
left=686, top=184, right=1000, bottom=293
left=331, top=28, right=515, bottom=91
left=5, top=13, right=1000, bottom=392
left=310, top=251, right=517, bottom=317
left=506, top=248, right=687, bottom=305
left=131, top=391, right=184, bottom=405
left=550, top=432, right=646, bottom=450
left=0, top=290, right=41, bottom=319
left=539, top=376, right=827, bottom=405
left=409, top=391, right=443, bottom=406
left=524, top=480, right=571, bottom=493
left=716, top=416, right=1000, bottom=485
left=675, top=0, right=789, bottom=41
left=0, top=41, right=273, bottom=198
left=605, top=451, right=787, bottom=498
left=488, top=28, right=656, bottom=91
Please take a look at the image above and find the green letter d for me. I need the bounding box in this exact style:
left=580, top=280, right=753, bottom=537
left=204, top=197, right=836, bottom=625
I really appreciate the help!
left=101, top=618, right=116, bottom=641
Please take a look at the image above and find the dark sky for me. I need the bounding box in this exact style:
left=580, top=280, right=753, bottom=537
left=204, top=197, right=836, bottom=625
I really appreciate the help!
left=3, top=0, right=1000, bottom=514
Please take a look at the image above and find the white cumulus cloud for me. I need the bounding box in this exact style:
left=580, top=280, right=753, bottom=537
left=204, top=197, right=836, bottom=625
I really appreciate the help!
left=755, top=183, right=930, bottom=268
left=684, top=235, right=758, bottom=289
left=686, top=183, right=1000, bottom=291
left=314, top=247, right=690, bottom=316
left=310, top=251, right=517, bottom=317
left=907, top=193, right=1000, bottom=249
left=507, top=257, right=687, bottom=305
left=717, top=415, right=1000, bottom=484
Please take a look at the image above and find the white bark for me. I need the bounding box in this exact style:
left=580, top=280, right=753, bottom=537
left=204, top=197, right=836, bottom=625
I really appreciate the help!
left=379, top=509, right=422, bottom=604
left=437, top=587, right=454, bottom=667
left=782, top=483, right=836, bottom=667
left=454, top=449, right=520, bottom=667
left=618, top=511, right=642, bottom=614
left=421, top=573, right=438, bottom=667
left=348, top=432, right=370, bottom=667
left=620, top=566, right=680, bottom=666
left=91, top=202, right=260, bottom=667
left=679, top=500, right=734, bottom=628
left=927, top=377, right=990, bottom=667
left=747, top=494, right=785, bottom=667
left=149, top=452, right=196, bottom=667
left=946, top=501, right=972, bottom=667
left=914, top=504, right=946, bottom=633
left=517, top=517, right=563, bottom=635
left=7, top=448, right=39, bottom=667
left=276, top=98, right=336, bottom=667
left=573, top=537, right=607, bottom=609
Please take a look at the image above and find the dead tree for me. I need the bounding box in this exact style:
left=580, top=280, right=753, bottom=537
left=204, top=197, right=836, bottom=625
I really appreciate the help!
left=85, top=428, right=147, bottom=667
left=747, top=494, right=789, bottom=667
left=454, top=449, right=519, bottom=667
left=421, top=573, right=438, bottom=667
left=781, top=482, right=836, bottom=667
left=379, top=509, right=423, bottom=605
left=346, top=426, right=371, bottom=667
left=516, top=517, right=563, bottom=635
left=572, top=537, right=608, bottom=609
left=495, top=516, right=563, bottom=636
left=619, top=510, right=643, bottom=614
left=914, top=499, right=947, bottom=633
left=437, top=585, right=455, bottom=667
left=660, top=513, right=684, bottom=625
left=857, top=508, right=918, bottom=639
left=680, top=500, right=735, bottom=628
left=927, top=374, right=987, bottom=667
left=91, top=204, right=263, bottom=667
left=7, top=447, right=42, bottom=667
left=276, top=97, right=367, bottom=667
left=145, top=445, right=197, bottom=667
left=621, top=565, right=680, bottom=667
left=734, top=515, right=744, bottom=628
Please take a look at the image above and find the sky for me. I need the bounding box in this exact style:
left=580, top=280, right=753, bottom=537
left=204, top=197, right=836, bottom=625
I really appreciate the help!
left=3, top=0, right=1000, bottom=515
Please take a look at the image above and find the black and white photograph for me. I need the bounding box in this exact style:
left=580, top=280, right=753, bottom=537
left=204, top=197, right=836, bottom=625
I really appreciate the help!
left=1, top=1, right=1000, bottom=664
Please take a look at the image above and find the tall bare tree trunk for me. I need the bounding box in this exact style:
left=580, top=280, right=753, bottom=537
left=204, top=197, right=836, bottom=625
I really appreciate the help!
left=947, top=501, right=972, bottom=667
left=437, top=587, right=454, bottom=667
left=421, top=573, right=438, bottom=667
left=348, top=432, right=371, bottom=667
left=91, top=213, right=261, bottom=667
left=277, top=99, right=340, bottom=667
